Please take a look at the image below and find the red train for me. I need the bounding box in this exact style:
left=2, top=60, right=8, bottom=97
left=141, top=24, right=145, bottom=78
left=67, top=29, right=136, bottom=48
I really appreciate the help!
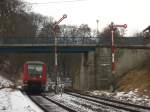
left=22, top=61, right=47, bottom=92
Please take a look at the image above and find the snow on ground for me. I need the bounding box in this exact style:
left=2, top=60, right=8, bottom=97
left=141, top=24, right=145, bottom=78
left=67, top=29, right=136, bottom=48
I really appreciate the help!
left=0, top=75, right=13, bottom=88
left=88, top=89, right=150, bottom=107
left=0, top=75, right=43, bottom=112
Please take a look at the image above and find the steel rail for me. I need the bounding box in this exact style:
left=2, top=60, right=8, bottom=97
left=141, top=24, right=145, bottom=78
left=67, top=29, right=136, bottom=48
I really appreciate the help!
left=71, top=92, right=150, bottom=110
left=20, top=90, right=48, bottom=112
left=42, top=95, right=77, bottom=112
left=28, top=95, right=49, bottom=112
left=65, top=92, right=150, bottom=112
left=25, top=91, right=77, bottom=112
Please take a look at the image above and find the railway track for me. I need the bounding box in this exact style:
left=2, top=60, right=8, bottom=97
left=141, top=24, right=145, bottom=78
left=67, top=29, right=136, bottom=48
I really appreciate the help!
left=21, top=90, right=150, bottom=112
left=65, top=92, right=150, bottom=112
left=28, top=94, right=77, bottom=112
left=44, top=93, right=121, bottom=112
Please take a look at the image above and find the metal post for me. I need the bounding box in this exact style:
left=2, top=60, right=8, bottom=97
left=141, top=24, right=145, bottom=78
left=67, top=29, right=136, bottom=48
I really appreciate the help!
left=111, top=29, right=115, bottom=74
left=96, top=20, right=99, bottom=37
left=53, top=14, right=67, bottom=94
left=54, top=30, right=58, bottom=86
left=110, top=22, right=127, bottom=90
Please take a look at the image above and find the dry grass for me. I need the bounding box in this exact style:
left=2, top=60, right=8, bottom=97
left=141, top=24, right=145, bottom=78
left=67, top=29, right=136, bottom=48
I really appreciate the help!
left=117, top=59, right=150, bottom=95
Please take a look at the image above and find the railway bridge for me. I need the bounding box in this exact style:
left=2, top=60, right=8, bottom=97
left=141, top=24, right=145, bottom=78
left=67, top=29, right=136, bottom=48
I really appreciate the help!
left=0, top=37, right=149, bottom=53
left=1, top=36, right=150, bottom=90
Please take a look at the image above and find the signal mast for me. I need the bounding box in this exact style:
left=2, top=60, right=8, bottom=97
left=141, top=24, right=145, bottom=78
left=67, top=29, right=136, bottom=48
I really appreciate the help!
left=52, top=14, right=67, bottom=93
left=110, top=22, right=127, bottom=90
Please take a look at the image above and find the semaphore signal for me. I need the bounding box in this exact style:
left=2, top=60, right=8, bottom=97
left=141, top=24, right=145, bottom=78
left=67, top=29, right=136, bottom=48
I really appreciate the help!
left=110, top=22, right=127, bottom=74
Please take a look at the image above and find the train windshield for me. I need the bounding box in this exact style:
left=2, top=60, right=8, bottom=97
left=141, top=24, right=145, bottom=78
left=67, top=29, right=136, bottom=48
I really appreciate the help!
left=28, top=64, right=43, bottom=77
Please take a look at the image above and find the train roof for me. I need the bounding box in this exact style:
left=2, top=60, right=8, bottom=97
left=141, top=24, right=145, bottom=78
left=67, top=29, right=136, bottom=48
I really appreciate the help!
left=25, top=61, right=45, bottom=64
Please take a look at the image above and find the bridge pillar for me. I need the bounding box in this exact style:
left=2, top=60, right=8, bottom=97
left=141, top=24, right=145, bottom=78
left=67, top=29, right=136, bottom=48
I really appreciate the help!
left=95, top=47, right=113, bottom=90
left=73, top=52, right=95, bottom=90
left=79, top=52, right=96, bottom=90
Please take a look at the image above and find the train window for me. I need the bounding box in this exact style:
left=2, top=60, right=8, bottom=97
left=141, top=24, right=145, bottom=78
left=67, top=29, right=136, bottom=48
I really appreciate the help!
left=28, top=64, right=43, bottom=77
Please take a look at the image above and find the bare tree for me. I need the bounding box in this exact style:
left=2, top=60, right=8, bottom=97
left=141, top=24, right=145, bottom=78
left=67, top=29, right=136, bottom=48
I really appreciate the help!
left=99, top=25, right=121, bottom=38
left=0, top=0, right=28, bottom=37
left=78, top=24, right=91, bottom=37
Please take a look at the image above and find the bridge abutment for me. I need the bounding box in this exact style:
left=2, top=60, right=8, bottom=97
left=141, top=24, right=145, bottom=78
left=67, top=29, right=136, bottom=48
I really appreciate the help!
left=73, top=48, right=114, bottom=90
left=73, top=52, right=95, bottom=90
left=79, top=52, right=96, bottom=90
left=95, top=47, right=113, bottom=90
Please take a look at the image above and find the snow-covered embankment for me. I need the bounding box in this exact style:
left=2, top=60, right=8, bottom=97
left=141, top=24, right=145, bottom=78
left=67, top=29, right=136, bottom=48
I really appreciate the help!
left=0, top=75, right=43, bottom=112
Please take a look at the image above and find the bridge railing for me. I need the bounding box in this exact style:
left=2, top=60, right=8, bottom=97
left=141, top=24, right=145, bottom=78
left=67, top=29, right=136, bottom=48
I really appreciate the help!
left=98, top=37, right=148, bottom=46
left=0, top=37, right=50, bottom=44
left=0, top=36, right=149, bottom=46
left=115, top=37, right=150, bottom=46
left=0, top=37, right=100, bottom=45
left=99, top=37, right=111, bottom=46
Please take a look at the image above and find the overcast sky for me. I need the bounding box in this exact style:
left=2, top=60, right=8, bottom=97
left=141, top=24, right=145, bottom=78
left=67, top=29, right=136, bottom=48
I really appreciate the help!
left=25, top=0, right=150, bottom=36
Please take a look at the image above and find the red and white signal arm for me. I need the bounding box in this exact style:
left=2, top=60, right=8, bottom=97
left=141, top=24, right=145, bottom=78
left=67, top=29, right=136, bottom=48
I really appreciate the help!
left=63, top=14, right=67, bottom=18
left=123, top=24, right=127, bottom=28
left=113, top=24, right=127, bottom=29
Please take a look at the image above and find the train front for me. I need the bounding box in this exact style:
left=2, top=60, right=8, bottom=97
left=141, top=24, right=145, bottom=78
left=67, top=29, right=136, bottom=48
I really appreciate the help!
left=23, top=61, right=47, bottom=92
